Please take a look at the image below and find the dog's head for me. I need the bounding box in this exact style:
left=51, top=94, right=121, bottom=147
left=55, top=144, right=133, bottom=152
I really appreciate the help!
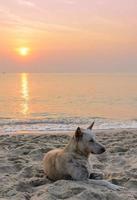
left=74, top=122, right=106, bottom=156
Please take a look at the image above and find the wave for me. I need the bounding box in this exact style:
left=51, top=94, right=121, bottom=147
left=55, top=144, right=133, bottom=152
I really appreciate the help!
left=0, top=117, right=105, bottom=126
left=0, top=117, right=137, bottom=134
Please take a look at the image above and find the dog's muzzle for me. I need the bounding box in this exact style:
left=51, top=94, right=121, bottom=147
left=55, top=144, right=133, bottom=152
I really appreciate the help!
left=91, top=146, right=106, bottom=154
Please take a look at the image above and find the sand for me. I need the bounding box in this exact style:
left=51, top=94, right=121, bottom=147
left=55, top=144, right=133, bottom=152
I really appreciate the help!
left=0, top=129, right=137, bottom=200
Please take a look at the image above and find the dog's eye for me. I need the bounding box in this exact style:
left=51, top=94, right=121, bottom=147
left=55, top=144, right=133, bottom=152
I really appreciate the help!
left=89, top=139, right=94, bottom=143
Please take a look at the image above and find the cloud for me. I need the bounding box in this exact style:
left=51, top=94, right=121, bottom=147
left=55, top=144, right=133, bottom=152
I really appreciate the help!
left=0, top=6, right=22, bottom=26
left=17, top=0, right=35, bottom=7
left=0, top=5, right=81, bottom=34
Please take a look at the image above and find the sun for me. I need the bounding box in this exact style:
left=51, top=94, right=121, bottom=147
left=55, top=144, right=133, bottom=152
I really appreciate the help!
left=17, top=47, right=30, bottom=56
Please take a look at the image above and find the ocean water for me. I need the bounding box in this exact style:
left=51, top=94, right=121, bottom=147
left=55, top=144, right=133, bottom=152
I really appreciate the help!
left=0, top=73, right=137, bottom=134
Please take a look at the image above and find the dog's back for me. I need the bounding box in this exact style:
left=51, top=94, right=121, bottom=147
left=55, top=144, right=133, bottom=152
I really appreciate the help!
left=43, top=148, right=72, bottom=180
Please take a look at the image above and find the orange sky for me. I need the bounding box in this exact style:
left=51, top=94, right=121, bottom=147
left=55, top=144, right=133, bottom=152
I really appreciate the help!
left=0, top=0, right=137, bottom=72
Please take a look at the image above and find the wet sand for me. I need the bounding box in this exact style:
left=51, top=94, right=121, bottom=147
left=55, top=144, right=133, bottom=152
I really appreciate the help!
left=0, top=129, right=137, bottom=200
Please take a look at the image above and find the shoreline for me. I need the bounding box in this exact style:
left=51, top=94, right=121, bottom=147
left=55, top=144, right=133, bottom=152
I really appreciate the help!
left=0, top=128, right=137, bottom=199
left=1, top=127, right=137, bottom=136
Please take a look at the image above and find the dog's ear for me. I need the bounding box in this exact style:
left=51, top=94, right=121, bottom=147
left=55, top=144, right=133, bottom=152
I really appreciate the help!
left=75, top=127, right=83, bottom=141
left=87, top=121, right=95, bottom=130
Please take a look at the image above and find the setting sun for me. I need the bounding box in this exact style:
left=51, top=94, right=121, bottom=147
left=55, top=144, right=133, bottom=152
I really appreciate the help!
left=17, top=47, right=30, bottom=56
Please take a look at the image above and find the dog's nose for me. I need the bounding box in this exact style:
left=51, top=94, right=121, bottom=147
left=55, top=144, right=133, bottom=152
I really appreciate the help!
left=101, top=146, right=106, bottom=153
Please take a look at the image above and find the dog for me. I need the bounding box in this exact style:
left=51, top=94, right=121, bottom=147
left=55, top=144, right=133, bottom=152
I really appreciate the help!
left=43, top=122, right=123, bottom=190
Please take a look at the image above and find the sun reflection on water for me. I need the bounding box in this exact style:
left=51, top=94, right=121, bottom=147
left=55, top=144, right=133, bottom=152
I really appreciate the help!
left=21, top=73, right=29, bottom=115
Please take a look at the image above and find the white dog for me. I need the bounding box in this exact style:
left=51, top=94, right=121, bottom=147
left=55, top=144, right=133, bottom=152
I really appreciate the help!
left=43, top=122, right=123, bottom=190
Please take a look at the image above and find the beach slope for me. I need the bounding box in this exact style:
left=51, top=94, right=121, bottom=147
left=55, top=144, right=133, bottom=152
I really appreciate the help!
left=0, top=130, right=137, bottom=200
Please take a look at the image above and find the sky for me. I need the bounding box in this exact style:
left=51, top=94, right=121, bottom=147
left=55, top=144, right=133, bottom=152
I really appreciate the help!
left=0, top=0, right=137, bottom=72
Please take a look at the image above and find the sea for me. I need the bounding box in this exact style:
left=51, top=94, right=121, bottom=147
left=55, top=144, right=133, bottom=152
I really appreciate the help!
left=0, top=73, right=137, bottom=135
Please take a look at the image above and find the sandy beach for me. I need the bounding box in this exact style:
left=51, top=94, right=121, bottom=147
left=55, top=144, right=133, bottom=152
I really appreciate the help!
left=0, top=129, right=137, bottom=200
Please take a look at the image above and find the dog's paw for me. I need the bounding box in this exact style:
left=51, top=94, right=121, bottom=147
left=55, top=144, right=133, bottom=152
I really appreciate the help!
left=108, top=183, right=125, bottom=191
left=89, top=172, right=103, bottom=180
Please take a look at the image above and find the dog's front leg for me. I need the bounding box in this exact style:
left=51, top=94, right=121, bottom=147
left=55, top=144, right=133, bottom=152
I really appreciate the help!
left=67, top=164, right=89, bottom=181
left=87, top=179, right=124, bottom=191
